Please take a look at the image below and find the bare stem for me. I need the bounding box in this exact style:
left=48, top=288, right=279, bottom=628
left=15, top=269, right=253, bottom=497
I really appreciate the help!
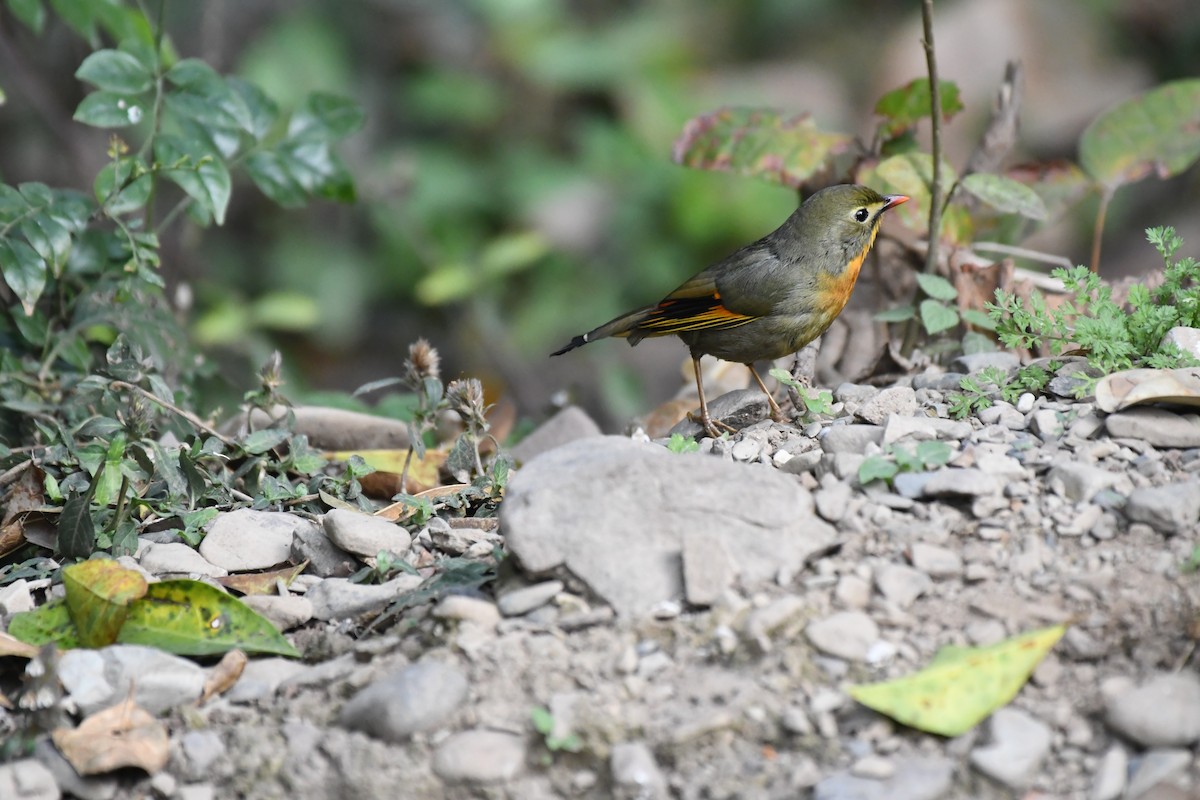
left=901, top=0, right=945, bottom=356
left=1090, top=190, right=1111, bottom=273
left=110, top=380, right=236, bottom=448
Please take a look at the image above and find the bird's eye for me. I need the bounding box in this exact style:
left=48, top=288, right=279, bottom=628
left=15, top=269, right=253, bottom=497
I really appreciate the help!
left=854, top=208, right=870, bottom=223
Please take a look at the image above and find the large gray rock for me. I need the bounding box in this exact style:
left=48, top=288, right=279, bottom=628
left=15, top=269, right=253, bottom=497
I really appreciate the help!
left=510, top=405, right=603, bottom=464
left=970, top=708, right=1053, bottom=788
left=501, top=437, right=832, bottom=616
left=1106, top=672, right=1200, bottom=746
left=323, top=508, right=411, bottom=558
left=199, top=509, right=310, bottom=571
left=58, top=645, right=205, bottom=715
left=1124, top=481, right=1200, bottom=535
left=339, top=660, right=468, bottom=741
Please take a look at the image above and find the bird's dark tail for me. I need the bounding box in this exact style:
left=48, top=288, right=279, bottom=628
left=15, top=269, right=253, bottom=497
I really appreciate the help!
left=550, top=335, right=588, bottom=357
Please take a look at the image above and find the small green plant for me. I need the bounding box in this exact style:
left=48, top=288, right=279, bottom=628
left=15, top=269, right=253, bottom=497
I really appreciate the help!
left=349, top=549, right=417, bottom=585
left=530, top=706, right=583, bottom=763
left=768, top=368, right=834, bottom=423
left=946, top=363, right=1056, bottom=419
left=666, top=433, right=700, bottom=454
left=988, top=227, right=1200, bottom=376
left=875, top=273, right=996, bottom=348
left=858, top=440, right=953, bottom=486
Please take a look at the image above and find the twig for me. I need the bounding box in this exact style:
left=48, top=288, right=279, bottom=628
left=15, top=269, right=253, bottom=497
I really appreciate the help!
left=900, top=0, right=945, bottom=357
left=971, top=241, right=1075, bottom=271
left=0, top=458, right=33, bottom=489
left=109, top=380, right=236, bottom=448
left=1091, top=189, right=1112, bottom=273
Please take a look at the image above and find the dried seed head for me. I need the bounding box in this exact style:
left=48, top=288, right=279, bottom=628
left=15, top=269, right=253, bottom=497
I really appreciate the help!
left=259, top=350, right=283, bottom=391
left=405, top=338, right=440, bottom=385
left=445, top=378, right=486, bottom=424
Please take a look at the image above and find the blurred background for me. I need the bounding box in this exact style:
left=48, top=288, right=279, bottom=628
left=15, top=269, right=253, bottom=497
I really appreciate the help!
left=1, top=0, right=1198, bottom=431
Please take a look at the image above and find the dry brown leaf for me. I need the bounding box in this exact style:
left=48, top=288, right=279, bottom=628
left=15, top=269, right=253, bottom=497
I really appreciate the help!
left=0, top=464, right=44, bottom=558
left=199, top=649, right=248, bottom=705
left=216, top=561, right=308, bottom=596
left=0, top=631, right=40, bottom=659
left=52, top=696, right=169, bottom=775
left=376, top=483, right=471, bottom=522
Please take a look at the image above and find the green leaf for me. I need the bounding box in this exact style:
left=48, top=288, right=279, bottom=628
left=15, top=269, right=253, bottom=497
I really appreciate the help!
left=672, top=108, right=853, bottom=189
left=960, top=173, right=1048, bottom=220
left=241, top=428, right=289, bottom=455
left=49, top=0, right=97, bottom=41
left=7, top=598, right=81, bottom=648
left=118, top=579, right=300, bottom=657
left=291, top=92, right=365, bottom=141
left=960, top=308, right=997, bottom=331
left=480, top=232, right=550, bottom=278
left=874, top=79, right=964, bottom=138
left=57, top=495, right=96, bottom=559
left=154, top=135, right=232, bottom=225
left=916, top=273, right=958, bottom=302
left=849, top=624, right=1066, bottom=736
left=75, top=49, right=153, bottom=94
left=62, top=559, right=148, bottom=648
left=0, top=237, right=47, bottom=315
left=74, top=89, right=147, bottom=128
left=875, top=305, right=916, bottom=323
left=8, top=0, right=46, bottom=33
left=915, top=440, right=952, bottom=468
left=21, top=213, right=72, bottom=276
left=858, top=456, right=899, bottom=485
left=919, top=299, right=960, bottom=335
left=243, top=151, right=307, bottom=208
left=1080, top=78, right=1200, bottom=189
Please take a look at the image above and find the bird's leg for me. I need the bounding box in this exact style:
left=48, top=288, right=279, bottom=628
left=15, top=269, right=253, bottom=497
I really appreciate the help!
left=747, top=364, right=786, bottom=422
left=686, top=354, right=733, bottom=437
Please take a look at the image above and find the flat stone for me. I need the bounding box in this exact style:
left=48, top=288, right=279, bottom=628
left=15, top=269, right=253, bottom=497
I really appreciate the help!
left=814, top=480, right=853, bottom=523
left=805, top=611, right=879, bottom=662
left=1106, top=672, right=1200, bottom=746
left=432, top=595, right=501, bottom=627
left=1030, top=409, right=1065, bottom=439
left=821, top=424, right=885, bottom=454
left=1125, top=748, right=1192, bottom=799
left=1163, top=326, right=1200, bottom=359
left=922, top=468, right=1003, bottom=497
left=432, top=730, right=526, bottom=784
left=970, top=708, right=1052, bottom=788
left=814, top=757, right=955, bottom=800
left=883, top=415, right=971, bottom=444
left=1091, top=745, right=1127, bottom=800
left=874, top=564, right=931, bottom=608
left=681, top=531, right=737, bottom=607
left=1105, top=407, right=1200, bottom=448
left=1124, top=481, right=1200, bottom=535
left=306, top=574, right=424, bottom=620
left=978, top=403, right=1026, bottom=430
left=0, top=759, right=58, bottom=800
left=669, top=389, right=771, bottom=438
left=290, top=522, right=356, bottom=577
left=501, top=437, right=832, bottom=617
left=239, top=594, right=313, bottom=630
left=138, top=541, right=228, bottom=577
left=955, top=351, right=1020, bottom=373
left=244, top=404, right=410, bottom=450
left=834, top=575, right=871, bottom=609
left=1047, top=462, right=1120, bottom=502
left=496, top=580, right=563, bottom=616
left=224, top=657, right=309, bottom=703
left=180, top=730, right=226, bottom=777
left=892, top=471, right=935, bottom=498
left=59, top=644, right=205, bottom=716
left=511, top=405, right=603, bottom=464
left=323, top=508, right=411, bottom=558
left=912, top=372, right=967, bottom=391
left=910, top=543, right=963, bottom=578
left=856, top=386, right=918, bottom=425
left=0, top=579, right=34, bottom=615
left=611, top=742, right=668, bottom=800
left=199, top=509, right=309, bottom=571
left=339, top=660, right=468, bottom=741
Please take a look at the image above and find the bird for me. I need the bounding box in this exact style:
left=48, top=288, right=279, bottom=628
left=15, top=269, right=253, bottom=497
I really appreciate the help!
left=552, top=184, right=909, bottom=437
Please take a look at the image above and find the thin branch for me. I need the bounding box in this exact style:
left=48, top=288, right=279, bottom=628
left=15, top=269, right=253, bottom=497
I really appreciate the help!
left=109, top=380, right=237, bottom=448
left=901, top=0, right=944, bottom=357
left=1090, top=190, right=1111, bottom=273
left=971, top=241, right=1075, bottom=272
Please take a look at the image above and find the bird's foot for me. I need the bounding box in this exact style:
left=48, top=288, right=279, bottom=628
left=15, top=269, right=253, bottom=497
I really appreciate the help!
left=688, top=411, right=735, bottom=438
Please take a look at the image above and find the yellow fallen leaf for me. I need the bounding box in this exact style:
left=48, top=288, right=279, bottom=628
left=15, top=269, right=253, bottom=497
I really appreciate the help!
left=323, top=447, right=448, bottom=495
left=848, top=623, right=1067, bottom=737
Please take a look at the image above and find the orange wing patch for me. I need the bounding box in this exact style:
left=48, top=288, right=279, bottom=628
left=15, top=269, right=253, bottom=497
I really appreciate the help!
left=634, top=296, right=757, bottom=336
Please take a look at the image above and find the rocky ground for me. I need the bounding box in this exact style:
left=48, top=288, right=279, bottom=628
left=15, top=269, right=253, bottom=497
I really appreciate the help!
left=3, top=356, right=1200, bottom=800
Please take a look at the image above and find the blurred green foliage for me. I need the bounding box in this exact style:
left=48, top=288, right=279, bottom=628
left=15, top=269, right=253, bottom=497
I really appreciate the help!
left=0, top=0, right=1197, bottom=426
